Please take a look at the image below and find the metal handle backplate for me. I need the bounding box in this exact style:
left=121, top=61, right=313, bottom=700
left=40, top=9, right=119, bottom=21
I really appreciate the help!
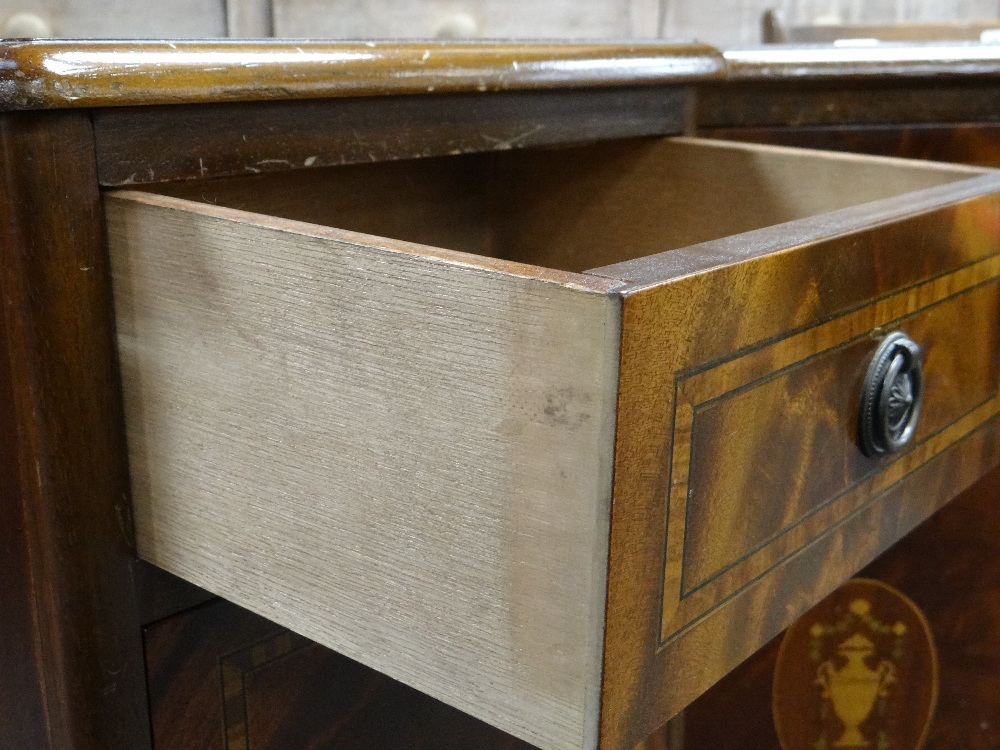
left=859, top=332, right=923, bottom=457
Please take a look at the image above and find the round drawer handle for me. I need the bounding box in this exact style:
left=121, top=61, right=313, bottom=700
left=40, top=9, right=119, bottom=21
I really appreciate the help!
left=859, top=332, right=923, bottom=457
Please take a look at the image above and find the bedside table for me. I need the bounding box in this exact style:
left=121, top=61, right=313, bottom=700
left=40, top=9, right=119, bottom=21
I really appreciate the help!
left=3, top=40, right=1000, bottom=750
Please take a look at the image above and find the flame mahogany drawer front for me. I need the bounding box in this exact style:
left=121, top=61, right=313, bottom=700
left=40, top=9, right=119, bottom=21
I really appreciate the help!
left=104, top=137, right=1000, bottom=750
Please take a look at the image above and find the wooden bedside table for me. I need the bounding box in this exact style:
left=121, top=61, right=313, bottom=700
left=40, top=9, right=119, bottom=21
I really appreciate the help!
left=3, top=40, right=1000, bottom=750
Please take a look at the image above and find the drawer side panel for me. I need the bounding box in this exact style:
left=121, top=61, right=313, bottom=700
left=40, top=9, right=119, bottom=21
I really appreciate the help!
left=105, top=193, right=621, bottom=750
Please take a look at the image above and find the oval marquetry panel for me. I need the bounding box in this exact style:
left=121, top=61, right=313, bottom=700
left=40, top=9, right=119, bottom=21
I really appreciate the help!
left=773, top=578, right=938, bottom=750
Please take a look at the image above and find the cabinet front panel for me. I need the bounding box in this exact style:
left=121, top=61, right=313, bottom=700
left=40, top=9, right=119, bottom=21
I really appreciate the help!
left=601, top=175, right=1000, bottom=750
left=675, top=277, right=1000, bottom=628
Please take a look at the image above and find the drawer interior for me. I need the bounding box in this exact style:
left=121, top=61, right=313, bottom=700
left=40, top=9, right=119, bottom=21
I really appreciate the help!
left=105, top=132, right=1000, bottom=750
left=150, top=137, right=981, bottom=273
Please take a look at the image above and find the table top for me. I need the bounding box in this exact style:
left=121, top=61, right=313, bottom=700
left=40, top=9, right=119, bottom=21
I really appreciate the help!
left=7, top=39, right=1000, bottom=115
left=721, top=42, right=1000, bottom=81
left=0, top=40, right=726, bottom=110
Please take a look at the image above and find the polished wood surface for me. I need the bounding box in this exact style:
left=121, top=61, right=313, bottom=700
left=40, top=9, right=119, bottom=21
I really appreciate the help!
left=145, top=599, right=535, bottom=750
left=597, top=155, right=1000, bottom=748
left=5, top=38, right=1000, bottom=750
left=723, top=44, right=1000, bottom=81
left=0, top=40, right=725, bottom=111
left=683, top=466, right=1000, bottom=750
left=617, top=414, right=1000, bottom=749
left=699, top=45, right=1000, bottom=129
left=685, top=104, right=1000, bottom=750
left=678, top=282, right=1000, bottom=608
left=0, top=111, right=150, bottom=749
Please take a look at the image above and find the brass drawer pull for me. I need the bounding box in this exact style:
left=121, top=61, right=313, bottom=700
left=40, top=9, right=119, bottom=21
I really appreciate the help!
left=860, top=332, right=923, bottom=457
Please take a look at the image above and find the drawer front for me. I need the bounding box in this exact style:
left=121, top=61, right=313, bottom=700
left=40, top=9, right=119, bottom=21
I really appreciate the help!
left=669, top=274, right=1000, bottom=636
left=600, top=184, right=1000, bottom=749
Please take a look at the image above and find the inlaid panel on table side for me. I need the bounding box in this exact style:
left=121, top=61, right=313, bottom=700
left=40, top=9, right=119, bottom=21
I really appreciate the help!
left=680, top=464, right=1000, bottom=750
left=146, top=598, right=685, bottom=750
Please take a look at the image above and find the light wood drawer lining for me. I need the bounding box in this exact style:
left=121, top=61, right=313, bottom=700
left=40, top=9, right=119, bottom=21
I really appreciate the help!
left=150, top=137, right=979, bottom=275
left=106, top=194, right=621, bottom=750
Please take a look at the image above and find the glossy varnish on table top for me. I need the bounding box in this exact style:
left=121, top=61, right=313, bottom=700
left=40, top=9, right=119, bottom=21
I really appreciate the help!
left=699, top=44, right=1000, bottom=128
left=7, top=39, right=1000, bottom=118
left=722, top=42, right=1000, bottom=80
left=0, top=40, right=727, bottom=110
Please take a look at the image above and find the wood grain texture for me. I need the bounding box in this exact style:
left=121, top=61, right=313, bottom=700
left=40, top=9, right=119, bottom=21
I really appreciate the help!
left=146, top=599, right=535, bottom=750
left=113, top=138, right=1000, bottom=749
left=862, top=466, right=1000, bottom=750
left=613, top=411, right=1000, bottom=750
left=681, top=633, right=784, bottom=749
left=598, top=164, right=1000, bottom=749
left=682, top=465, right=1000, bottom=750
left=106, top=190, right=622, bottom=750
left=92, top=87, right=693, bottom=186
left=676, top=280, right=1000, bottom=609
left=0, top=40, right=724, bottom=111
left=0, top=221, right=47, bottom=750
left=0, top=111, right=151, bottom=748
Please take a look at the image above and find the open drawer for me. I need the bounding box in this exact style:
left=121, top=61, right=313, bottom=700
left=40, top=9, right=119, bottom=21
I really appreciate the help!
left=105, top=137, right=1000, bottom=750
